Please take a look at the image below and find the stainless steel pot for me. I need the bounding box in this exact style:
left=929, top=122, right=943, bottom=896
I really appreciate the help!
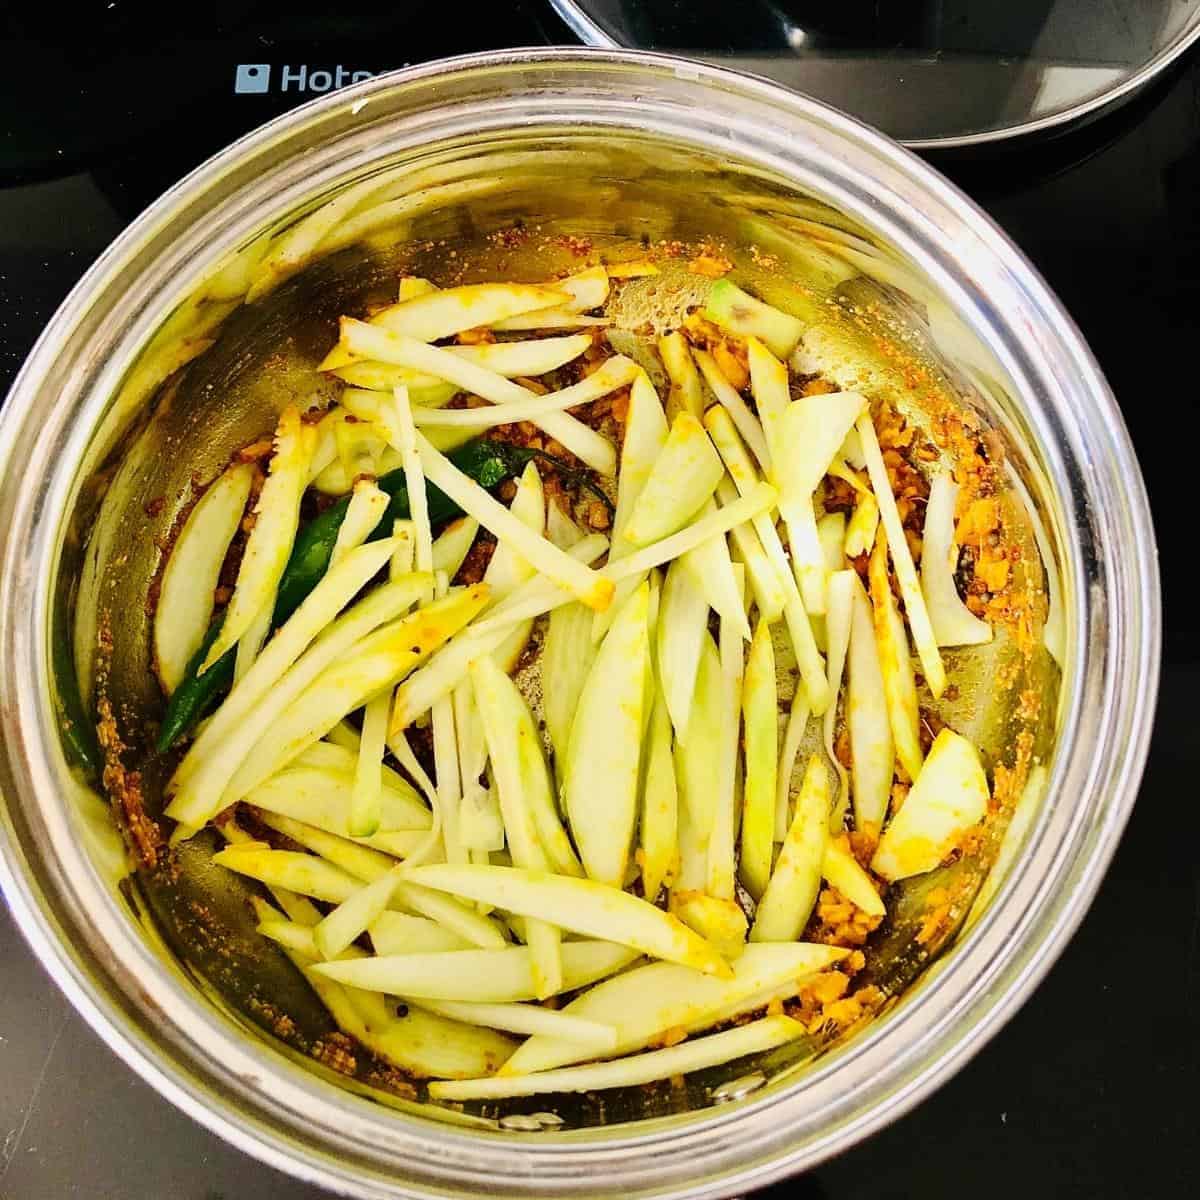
left=0, top=49, right=1159, bottom=1199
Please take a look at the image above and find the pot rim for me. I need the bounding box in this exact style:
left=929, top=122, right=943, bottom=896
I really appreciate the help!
left=0, top=47, right=1160, bottom=1199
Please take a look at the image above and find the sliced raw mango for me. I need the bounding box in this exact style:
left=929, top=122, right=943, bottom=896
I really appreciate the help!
left=480, top=459, right=544, bottom=670
left=871, top=728, right=989, bottom=882
left=389, top=519, right=415, bottom=581
left=431, top=516, right=480, bottom=580
left=348, top=689, right=391, bottom=838
left=615, top=371, right=669, bottom=527
left=216, top=844, right=366, bottom=903
left=368, top=912, right=472, bottom=954
left=257, top=917, right=321, bottom=958
left=671, top=892, right=747, bottom=960
left=383, top=517, right=414, bottom=587
left=429, top=1014, right=804, bottom=1100
left=818, top=511, right=846, bottom=572
left=869, top=533, right=924, bottom=784
left=822, top=570, right=855, bottom=827
left=752, top=754, right=829, bottom=941
left=333, top=362, right=454, bottom=398
left=389, top=537, right=609, bottom=732
left=397, top=276, right=437, bottom=302
left=844, top=490, right=880, bottom=559
left=706, top=594, right=746, bottom=902
left=563, top=582, right=650, bottom=887
left=546, top=499, right=584, bottom=549
left=448, top=651, right=563, bottom=1009
left=255, top=811, right=399, bottom=883
left=471, top=656, right=581, bottom=878
left=857, top=413, right=946, bottom=697
left=366, top=282, right=569, bottom=344
left=745, top=336, right=791, bottom=463
left=623, top=413, right=724, bottom=547
left=291, top=738, right=417, bottom=799
left=694, top=346, right=770, bottom=468
left=224, top=585, right=489, bottom=802
left=679, top=502, right=752, bottom=643
left=719, top=478, right=787, bottom=622
left=487, top=460, right=545, bottom=585
left=328, top=321, right=614, bottom=473
left=488, top=311, right=608, bottom=332
left=201, top=407, right=316, bottom=670
left=672, top=635, right=724, bottom=845
left=705, top=403, right=829, bottom=711
left=840, top=426, right=866, bottom=470
left=378, top=386, right=433, bottom=599
left=167, top=571, right=430, bottom=830
left=771, top=381, right=867, bottom=614
left=655, top=558, right=710, bottom=741
left=417, top=434, right=614, bottom=611
left=739, top=619, right=778, bottom=901
left=341, top=1000, right=516, bottom=1082
left=543, top=265, right=610, bottom=312
left=604, top=484, right=777, bottom=588
left=250, top=895, right=515, bottom=1080
left=672, top=790, right=710, bottom=895
left=329, top=481, right=390, bottom=570
left=639, top=690, right=679, bottom=903
left=412, top=999, right=617, bottom=1049
left=314, top=868, right=400, bottom=959
left=430, top=634, right=466, bottom=867
left=230, top=817, right=506, bottom=949
left=847, top=573, right=894, bottom=834
left=489, top=266, right=610, bottom=330
left=154, top=462, right=254, bottom=693
left=541, top=601, right=598, bottom=768
left=498, top=941, right=847, bottom=1075
left=388, top=626, right=509, bottom=733
left=821, top=839, right=885, bottom=917
left=468, top=534, right=610, bottom=637
left=658, top=331, right=706, bottom=421
left=400, top=864, right=731, bottom=977
left=452, top=684, right=505, bottom=854
left=245, top=767, right=430, bottom=836
left=412, top=356, right=638, bottom=432
left=333, top=414, right=386, bottom=482
left=704, top=279, right=804, bottom=359
left=921, top=471, right=993, bottom=647
left=448, top=333, right=593, bottom=377
left=312, top=941, right=637, bottom=1002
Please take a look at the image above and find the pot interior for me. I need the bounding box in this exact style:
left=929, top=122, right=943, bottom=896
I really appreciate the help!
left=53, top=126, right=1063, bottom=1132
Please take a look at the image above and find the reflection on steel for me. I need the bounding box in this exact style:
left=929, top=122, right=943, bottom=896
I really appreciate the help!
left=711, top=1072, right=768, bottom=1103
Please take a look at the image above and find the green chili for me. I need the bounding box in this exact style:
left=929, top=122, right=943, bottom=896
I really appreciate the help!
left=156, top=622, right=230, bottom=752
left=53, top=617, right=103, bottom=778
left=155, top=438, right=603, bottom=752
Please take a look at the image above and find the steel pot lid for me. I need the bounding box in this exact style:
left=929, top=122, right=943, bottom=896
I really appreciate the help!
left=550, top=0, right=1200, bottom=147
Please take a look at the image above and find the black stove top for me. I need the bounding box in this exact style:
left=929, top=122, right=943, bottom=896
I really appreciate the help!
left=1, top=4, right=1197, bottom=1197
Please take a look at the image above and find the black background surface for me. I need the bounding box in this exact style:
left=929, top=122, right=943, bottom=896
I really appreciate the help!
left=1, top=3, right=1196, bottom=1197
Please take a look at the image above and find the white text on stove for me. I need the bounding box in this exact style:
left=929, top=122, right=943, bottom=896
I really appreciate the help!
left=233, top=64, right=376, bottom=95
left=281, top=65, right=375, bottom=92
